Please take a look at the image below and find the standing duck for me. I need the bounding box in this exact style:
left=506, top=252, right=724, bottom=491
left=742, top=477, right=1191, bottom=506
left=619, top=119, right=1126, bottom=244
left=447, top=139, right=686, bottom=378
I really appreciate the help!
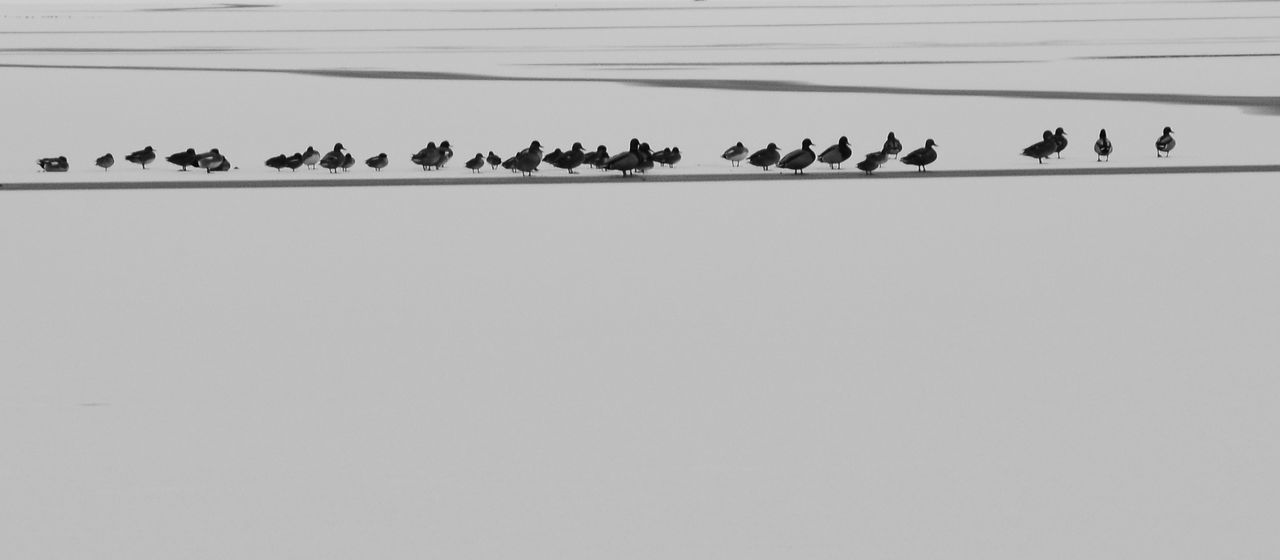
left=585, top=145, right=610, bottom=169
left=486, top=151, right=503, bottom=170
left=1053, top=127, right=1068, bottom=158
left=722, top=142, right=749, bottom=166
left=465, top=153, right=485, bottom=173
left=665, top=147, right=681, bottom=167
left=542, top=148, right=564, bottom=166
left=514, top=140, right=543, bottom=176
left=901, top=139, right=938, bottom=172
left=95, top=153, right=114, bottom=171
left=882, top=132, right=903, bottom=159
left=125, top=146, right=156, bottom=169
left=603, top=138, right=644, bottom=177
left=778, top=138, right=816, bottom=175
left=341, top=153, right=355, bottom=172
left=265, top=153, right=288, bottom=171
left=301, top=146, right=321, bottom=169
left=1156, top=126, right=1176, bottom=157
left=636, top=143, right=655, bottom=173
left=166, top=148, right=199, bottom=171
left=553, top=142, right=586, bottom=174
left=747, top=143, right=781, bottom=171
left=1094, top=129, right=1113, bottom=162
left=366, top=153, right=389, bottom=171
left=439, top=141, right=454, bottom=166
left=412, top=142, right=444, bottom=170
left=856, top=151, right=887, bottom=175
left=1022, top=131, right=1057, bottom=163
left=37, top=156, right=69, bottom=172
left=319, top=143, right=345, bottom=173
left=196, top=149, right=225, bottom=173
left=818, top=136, right=852, bottom=169
left=284, top=153, right=304, bottom=171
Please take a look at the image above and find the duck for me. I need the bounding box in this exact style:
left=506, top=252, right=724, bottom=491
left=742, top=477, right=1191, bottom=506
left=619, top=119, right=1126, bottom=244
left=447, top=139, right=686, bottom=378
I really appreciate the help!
left=301, top=146, right=321, bottom=170
left=465, top=153, right=485, bottom=173
left=722, top=142, right=749, bottom=166
left=747, top=142, right=781, bottom=171
left=284, top=153, right=304, bottom=171
left=411, top=142, right=445, bottom=170
left=125, top=146, right=156, bottom=169
left=818, top=136, right=852, bottom=169
left=95, top=153, right=114, bottom=171
left=901, top=139, right=938, bottom=172
left=514, top=140, right=543, bottom=176
left=650, top=147, right=672, bottom=167
left=603, top=138, right=643, bottom=177
left=542, top=148, right=564, bottom=166
left=553, top=142, right=586, bottom=174
left=319, top=143, right=345, bottom=173
left=366, top=153, right=389, bottom=171
left=1156, top=126, right=1175, bottom=157
left=502, top=155, right=518, bottom=172
left=584, top=145, right=610, bottom=169
left=665, top=147, right=681, bottom=167
left=195, top=149, right=225, bottom=173
left=209, top=157, right=232, bottom=173
left=1094, top=129, right=1113, bottom=162
left=856, top=151, right=887, bottom=175
left=882, top=132, right=903, bottom=159
left=1053, top=127, right=1068, bottom=158
left=37, top=156, right=69, bottom=172
left=486, top=151, right=503, bottom=170
left=166, top=148, right=199, bottom=171
left=265, top=154, right=288, bottom=171
left=341, top=153, right=355, bottom=172
left=778, top=138, right=816, bottom=175
left=636, top=143, right=655, bottom=173
left=439, top=141, right=454, bottom=166
left=1022, top=131, right=1057, bottom=163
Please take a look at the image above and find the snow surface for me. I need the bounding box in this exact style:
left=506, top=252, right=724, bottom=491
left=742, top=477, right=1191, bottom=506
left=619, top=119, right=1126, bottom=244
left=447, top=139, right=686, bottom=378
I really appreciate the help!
left=2, top=1, right=1279, bottom=559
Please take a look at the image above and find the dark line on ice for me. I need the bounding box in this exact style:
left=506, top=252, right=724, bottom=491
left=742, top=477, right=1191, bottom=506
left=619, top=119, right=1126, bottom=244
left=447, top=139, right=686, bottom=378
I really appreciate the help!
left=6, top=166, right=1280, bottom=192
left=3, top=62, right=1275, bottom=114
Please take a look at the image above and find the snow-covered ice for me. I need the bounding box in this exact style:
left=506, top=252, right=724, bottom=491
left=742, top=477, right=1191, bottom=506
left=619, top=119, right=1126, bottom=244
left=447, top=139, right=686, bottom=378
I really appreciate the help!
left=2, top=1, right=1279, bottom=559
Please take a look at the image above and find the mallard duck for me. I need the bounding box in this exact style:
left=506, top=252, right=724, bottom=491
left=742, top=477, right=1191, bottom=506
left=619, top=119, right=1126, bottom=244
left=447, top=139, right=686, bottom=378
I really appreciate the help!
left=125, top=146, right=156, bottom=169
left=722, top=142, right=748, bottom=166
left=777, top=138, right=816, bottom=175
left=1053, top=127, right=1068, bottom=158
left=341, top=153, right=355, bottom=172
left=1022, top=131, right=1057, bottom=163
left=37, top=156, right=69, bottom=172
left=553, top=142, right=586, bottom=173
left=514, top=140, right=543, bottom=176
left=265, top=153, right=288, bottom=171
left=366, top=153, right=389, bottom=171
left=882, top=132, right=903, bottom=159
left=284, top=153, right=304, bottom=171
left=856, top=151, right=886, bottom=175
left=301, top=146, right=321, bottom=169
left=1094, top=129, right=1113, bottom=162
left=95, top=153, right=114, bottom=171
left=603, top=138, right=643, bottom=177
left=166, top=148, right=198, bottom=171
left=818, top=136, right=852, bottom=169
left=319, top=143, right=345, bottom=173
left=486, top=151, right=503, bottom=170
left=1156, top=126, right=1176, bottom=157
left=412, top=142, right=444, bottom=170
left=196, top=149, right=224, bottom=173
left=465, top=153, right=485, bottom=173
left=901, top=139, right=938, bottom=172
left=747, top=143, right=781, bottom=171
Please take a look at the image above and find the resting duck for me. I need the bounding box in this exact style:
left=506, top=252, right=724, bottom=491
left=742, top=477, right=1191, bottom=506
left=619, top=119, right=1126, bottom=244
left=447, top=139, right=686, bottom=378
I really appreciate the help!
left=748, top=143, right=781, bottom=171
left=37, top=156, right=69, bottom=172
left=465, top=153, right=485, bottom=173
left=722, top=142, right=749, bottom=166
left=1053, top=127, right=1068, bottom=158
left=366, top=153, right=389, bottom=171
left=195, top=149, right=225, bottom=173
left=553, top=142, right=586, bottom=174
left=301, top=146, right=321, bottom=169
left=125, top=146, right=156, bottom=169
left=341, top=153, right=355, bottom=172
left=1022, top=131, right=1057, bottom=163
left=856, top=151, right=887, bottom=175
left=284, top=153, right=304, bottom=171
left=412, top=142, right=445, bottom=170
left=818, top=136, right=852, bottom=169
left=1156, top=126, right=1176, bottom=157
left=901, top=139, right=938, bottom=172
left=95, top=153, right=114, bottom=171
left=777, top=138, right=816, bottom=175
left=1094, top=129, right=1113, bottom=162
left=265, top=154, right=288, bottom=171
left=167, top=148, right=199, bottom=171
left=583, top=145, right=610, bottom=169
left=486, top=151, right=503, bottom=170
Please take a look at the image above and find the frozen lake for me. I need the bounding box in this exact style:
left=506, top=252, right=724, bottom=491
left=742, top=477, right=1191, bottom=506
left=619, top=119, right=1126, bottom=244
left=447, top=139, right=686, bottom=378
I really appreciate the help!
left=2, top=1, right=1279, bottom=559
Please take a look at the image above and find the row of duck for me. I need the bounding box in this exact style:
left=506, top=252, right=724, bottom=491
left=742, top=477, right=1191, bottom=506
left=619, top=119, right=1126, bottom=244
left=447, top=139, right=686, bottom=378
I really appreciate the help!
left=33, top=127, right=1176, bottom=175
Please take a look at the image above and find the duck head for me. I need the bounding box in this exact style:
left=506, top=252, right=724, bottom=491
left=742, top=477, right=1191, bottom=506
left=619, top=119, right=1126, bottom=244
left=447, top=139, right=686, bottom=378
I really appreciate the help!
left=838, top=136, right=849, bottom=145
left=1055, top=127, right=1066, bottom=136
left=766, top=143, right=779, bottom=150
left=1163, top=126, right=1174, bottom=134
left=887, top=132, right=896, bottom=140
left=1042, top=130, right=1054, bottom=140
left=628, top=138, right=640, bottom=151
left=529, top=140, right=542, bottom=150
left=1099, top=129, right=1107, bottom=138
left=571, top=142, right=584, bottom=151
left=801, top=138, right=813, bottom=149
left=333, top=143, right=345, bottom=151
left=440, top=141, right=451, bottom=149
left=924, top=139, right=938, bottom=148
